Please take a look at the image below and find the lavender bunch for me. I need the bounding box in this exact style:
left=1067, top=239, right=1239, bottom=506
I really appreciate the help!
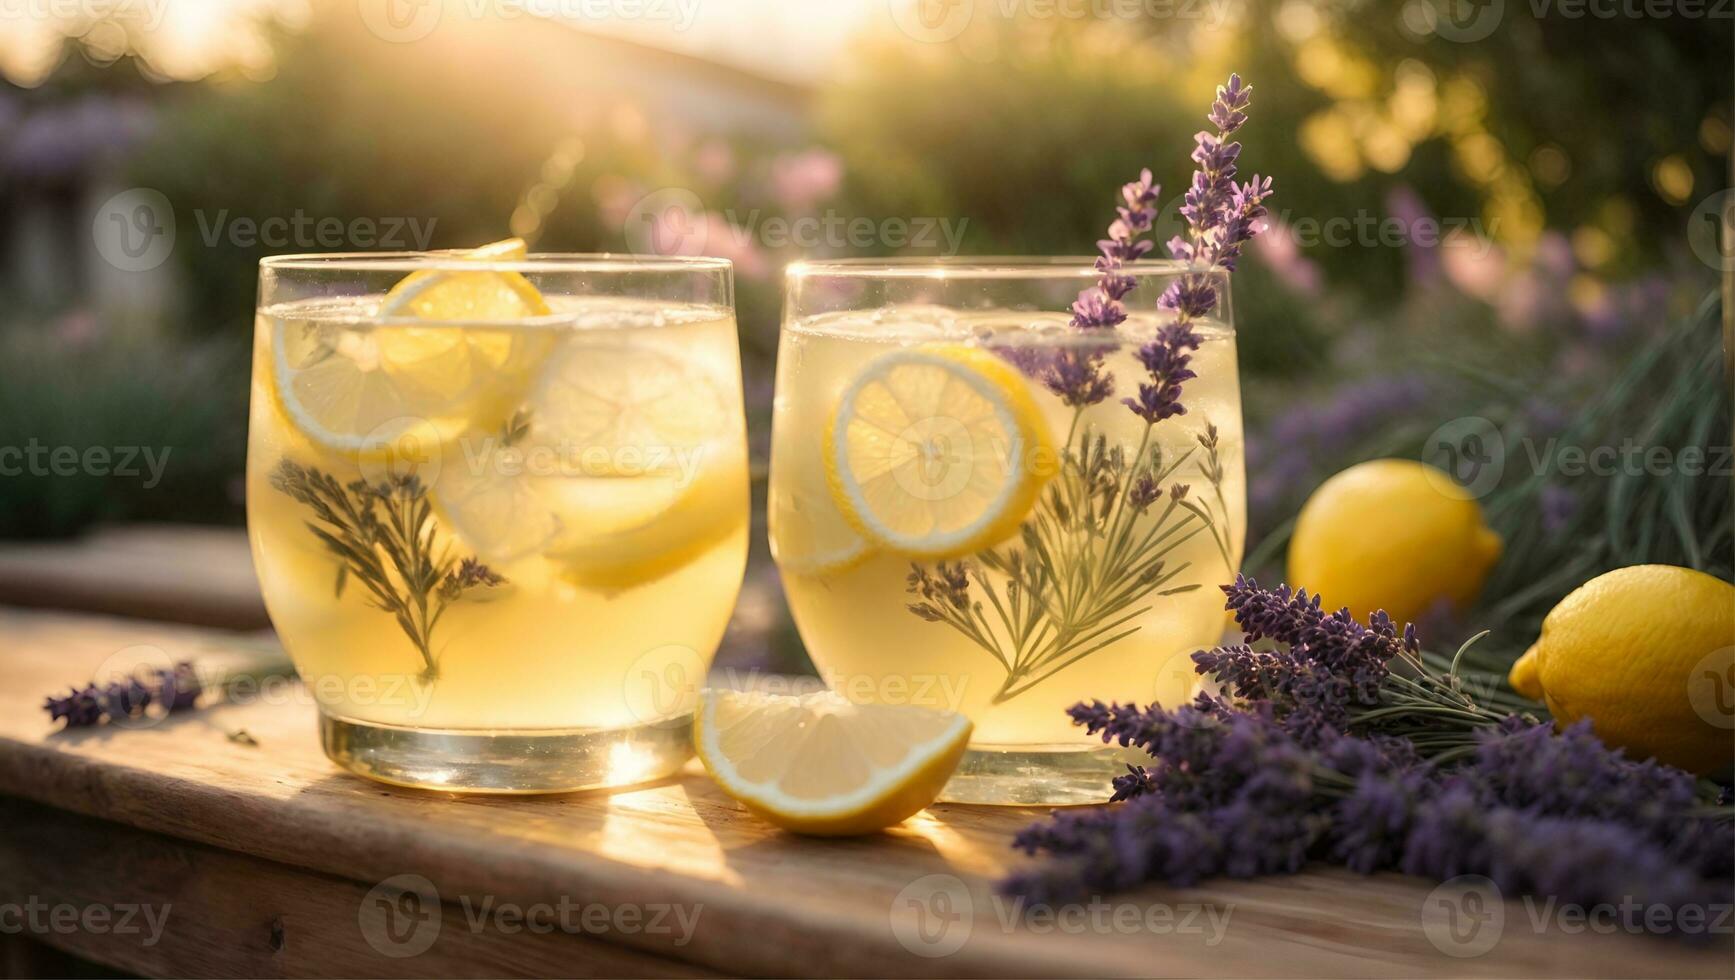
left=44, top=661, right=202, bottom=729
left=1003, top=584, right=1735, bottom=938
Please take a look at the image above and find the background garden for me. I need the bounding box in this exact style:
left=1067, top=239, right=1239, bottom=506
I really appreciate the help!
left=1, top=0, right=1728, bottom=675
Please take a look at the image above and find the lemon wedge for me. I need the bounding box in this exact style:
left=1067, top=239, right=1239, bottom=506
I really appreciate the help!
left=540, top=453, right=747, bottom=590
left=768, top=485, right=871, bottom=577
left=269, top=238, right=547, bottom=459
left=824, top=346, right=1053, bottom=560
left=695, top=689, right=971, bottom=836
left=432, top=338, right=748, bottom=588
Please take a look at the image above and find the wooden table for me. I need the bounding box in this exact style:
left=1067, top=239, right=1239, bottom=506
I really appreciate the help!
left=0, top=529, right=1730, bottom=977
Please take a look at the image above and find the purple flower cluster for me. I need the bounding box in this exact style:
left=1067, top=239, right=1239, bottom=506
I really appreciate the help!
left=1121, top=75, right=1274, bottom=425
left=1194, top=576, right=1416, bottom=737
left=44, top=662, right=202, bottom=728
left=1018, top=169, right=1163, bottom=407
left=1004, top=583, right=1734, bottom=934
left=1005, top=75, right=1271, bottom=422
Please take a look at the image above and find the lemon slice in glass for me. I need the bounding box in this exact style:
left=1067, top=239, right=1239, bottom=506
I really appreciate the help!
left=531, top=341, right=745, bottom=588
left=433, top=339, right=747, bottom=587
left=695, top=689, right=972, bottom=836
left=769, top=481, right=871, bottom=577
left=269, top=238, right=546, bottom=458
left=824, top=346, right=1054, bottom=561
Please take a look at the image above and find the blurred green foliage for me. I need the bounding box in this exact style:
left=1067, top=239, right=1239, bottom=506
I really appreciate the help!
left=0, top=326, right=244, bottom=537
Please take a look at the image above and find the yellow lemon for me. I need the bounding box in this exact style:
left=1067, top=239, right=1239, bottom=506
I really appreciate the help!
left=1288, top=459, right=1503, bottom=623
left=1508, top=564, right=1735, bottom=774
left=269, top=238, right=547, bottom=459
left=824, top=345, right=1054, bottom=561
left=695, top=689, right=971, bottom=836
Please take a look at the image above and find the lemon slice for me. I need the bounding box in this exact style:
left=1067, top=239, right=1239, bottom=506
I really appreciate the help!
left=695, top=689, right=972, bottom=836
left=824, top=346, right=1053, bottom=560
left=432, top=338, right=747, bottom=587
left=269, top=238, right=545, bottom=458
left=769, top=486, right=871, bottom=577
left=540, top=455, right=747, bottom=590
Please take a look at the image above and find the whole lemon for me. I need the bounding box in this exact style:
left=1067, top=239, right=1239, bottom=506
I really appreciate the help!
left=1508, top=564, right=1735, bottom=774
left=1288, top=459, right=1503, bottom=624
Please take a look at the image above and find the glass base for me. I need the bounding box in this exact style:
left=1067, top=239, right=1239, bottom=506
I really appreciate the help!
left=319, top=711, right=692, bottom=794
left=937, top=744, right=1134, bottom=805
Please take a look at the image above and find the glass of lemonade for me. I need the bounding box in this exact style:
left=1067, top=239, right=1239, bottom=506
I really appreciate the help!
left=249, top=248, right=748, bottom=792
left=769, top=258, right=1245, bottom=804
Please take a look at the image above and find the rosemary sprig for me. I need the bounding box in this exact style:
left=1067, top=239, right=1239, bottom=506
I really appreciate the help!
left=270, top=460, right=505, bottom=681
left=906, top=413, right=1224, bottom=703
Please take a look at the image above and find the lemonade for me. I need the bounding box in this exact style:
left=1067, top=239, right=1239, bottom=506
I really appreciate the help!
left=248, top=249, right=747, bottom=792
left=770, top=261, right=1245, bottom=803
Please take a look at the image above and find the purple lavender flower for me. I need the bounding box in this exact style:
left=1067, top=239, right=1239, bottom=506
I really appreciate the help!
left=43, top=662, right=202, bottom=728
left=1004, top=581, right=1733, bottom=933
left=1122, top=322, right=1202, bottom=423
left=44, top=686, right=104, bottom=727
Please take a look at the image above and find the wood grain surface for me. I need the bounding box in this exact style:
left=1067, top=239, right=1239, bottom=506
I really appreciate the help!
left=0, top=526, right=268, bottom=629
left=2, top=608, right=1729, bottom=978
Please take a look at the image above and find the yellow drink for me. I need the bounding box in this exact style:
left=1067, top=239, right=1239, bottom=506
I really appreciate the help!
left=771, top=261, right=1245, bottom=804
left=249, top=252, right=745, bottom=792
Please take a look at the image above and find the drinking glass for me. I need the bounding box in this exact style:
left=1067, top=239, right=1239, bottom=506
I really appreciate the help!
left=769, top=258, right=1244, bottom=804
left=249, top=252, right=747, bottom=792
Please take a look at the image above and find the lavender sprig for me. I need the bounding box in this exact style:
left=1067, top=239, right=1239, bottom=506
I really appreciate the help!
left=272, top=460, right=505, bottom=681
left=44, top=662, right=202, bottom=729
left=1123, top=75, right=1272, bottom=424
left=906, top=78, right=1272, bottom=703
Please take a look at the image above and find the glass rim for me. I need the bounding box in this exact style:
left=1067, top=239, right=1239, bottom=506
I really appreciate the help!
left=785, top=256, right=1220, bottom=280
left=258, top=251, right=734, bottom=274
